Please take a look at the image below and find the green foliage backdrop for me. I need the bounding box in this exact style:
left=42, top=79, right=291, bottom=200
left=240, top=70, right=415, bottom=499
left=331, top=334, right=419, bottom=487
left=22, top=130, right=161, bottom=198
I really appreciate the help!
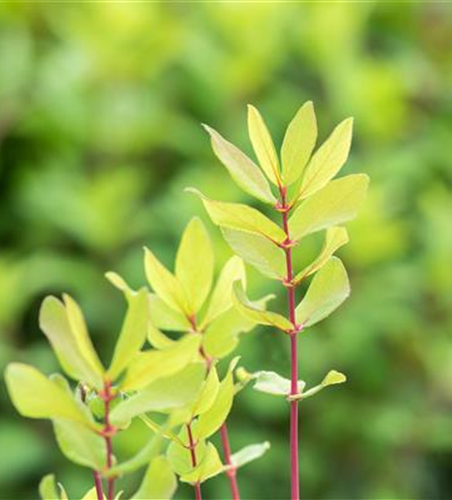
left=0, top=2, right=451, bottom=499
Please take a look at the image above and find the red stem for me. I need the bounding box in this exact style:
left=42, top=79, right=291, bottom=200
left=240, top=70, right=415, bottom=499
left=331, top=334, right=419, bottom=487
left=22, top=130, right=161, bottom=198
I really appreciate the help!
left=279, top=188, right=300, bottom=500
left=93, top=471, right=104, bottom=500
left=220, top=423, right=241, bottom=500
left=102, top=381, right=117, bottom=500
left=187, top=422, right=202, bottom=500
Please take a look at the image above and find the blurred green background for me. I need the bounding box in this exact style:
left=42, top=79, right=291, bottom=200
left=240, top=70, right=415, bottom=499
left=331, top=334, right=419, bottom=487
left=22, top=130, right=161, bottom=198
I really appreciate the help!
left=0, top=2, right=451, bottom=499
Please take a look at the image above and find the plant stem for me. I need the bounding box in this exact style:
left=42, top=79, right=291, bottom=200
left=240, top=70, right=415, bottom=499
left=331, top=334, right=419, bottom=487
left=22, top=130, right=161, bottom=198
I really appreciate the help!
left=93, top=471, right=104, bottom=500
left=220, top=422, right=241, bottom=500
left=102, top=380, right=117, bottom=500
left=187, top=421, right=202, bottom=500
left=279, top=187, right=300, bottom=500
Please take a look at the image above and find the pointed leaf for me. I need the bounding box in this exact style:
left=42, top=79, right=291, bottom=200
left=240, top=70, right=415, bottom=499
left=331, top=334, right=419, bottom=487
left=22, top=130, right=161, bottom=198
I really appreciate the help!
left=121, top=335, right=201, bottom=391
left=5, top=363, right=92, bottom=425
left=230, top=441, right=271, bottom=469
left=293, top=227, right=349, bottom=284
left=247, top=105, right=281, bottom=185
left=39, top=475, right=59, bottom=500
left=175, top=218, right=214, bottom=314
left=148, top=322, right=175, bottom=350
left=232, top=282, right=293, bottom=331
left=222, top=228, right=286, bottom=280
left=39, top=296, right=103, bottom=388
left=144, top=247, right=190, bottom=315
left=53, top=419, right=106, bottom=469
left=252, top=370, right=305, bottom=396
left=167, top=426, right=207, bottom=476
left=191, top=366, right=220, bottom=417
left=81, top=488, right=104, bottom=500
left=299, top=118, right=353, bottom=199
left=108, top=288, right=149, bottom=380
left=203, top=124, right=276, bottom=204
left=322, top=370, right=347, bottom=386
left=133, top=456, right=177, bottom=500
left=295, top=257, right=350, bottom=327
left=180, top=443, right=224, bottom=484
left=149, top=294, right=191, bottom=332
left=187, top=189, right=286, bottom=243
left=201, top=256, right=246, bottom=327
left=289, top=174, right=369, bottom=242
left=281, top=101, right=317, bottom=185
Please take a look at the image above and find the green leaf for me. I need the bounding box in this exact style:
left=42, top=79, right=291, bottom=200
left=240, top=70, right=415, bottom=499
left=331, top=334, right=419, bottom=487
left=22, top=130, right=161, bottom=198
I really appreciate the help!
left=144, top=247, right=189, bottom=315
left=201, top=256, right=246, bottom=327
left=298, top=117, right=353, bottom=199
left=247, top=105, right=281, bottom=186
left=52, top=419, right=106, bottom=469
left=167, top=427, right=207, bottom=476
left=175, top=218, right=214, bottom=314
left=111, top=363, right=206, bottom=427
left=187, top=188, right=286, bottom=244
left=252, top=370, right=305, bottom=396
left=191, top=366, right=220, bottom=417
left=148, top=321, right=175, bottom=350
left=222, top=228, right=286, bottom=280
left=196, top=359, right=237, bottom=440
left=293, top=227, right=349, bottom=284
left=108, top=288, right=149, bottom=380
left=289, top=369, right=347, bottom=401
left=281, top=101, right=317, bottom=186
left=230, top=441, right=271, bottom=469
left=121, top=335, right=201, bottom=391
left=232, top=282, right=293, bottom=331
left=5, top=363, right=92, bottom=426
left=62, top=294, right=104, bottom=378
left=180, top=443, right=224, bottom=484
left=133, top=456, right=177, bottom=500
left=289, top=174, right=369, bottom=242
left=149, top=294, right=191, bottom=332
left=81, top=488, right=104, bottom=500
left=295, top=257, right=350, bottom=327
left=39, top=475, right=59, bottom=500
left=105, top=271, right=134, bottom=296
left=203, top=124, right=276, bottom=204
left=39, top=296, right=103, bottom=389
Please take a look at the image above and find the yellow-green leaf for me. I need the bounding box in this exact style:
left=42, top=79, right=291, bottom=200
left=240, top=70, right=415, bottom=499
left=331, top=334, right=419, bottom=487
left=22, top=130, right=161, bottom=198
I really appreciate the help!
left=295, top=257, right=350, bottom=327
left=232, top=282, right=293, bottom=331
left=201, top=256, right=246, bottom=328
left=281, top=101, right=317, bottom=186
left=148, top=321, right=175, bottom=350
left=144, top=247, right=190, bottom=315
left=175, top=218, right=214, bottom=314
left=149, top=294, right=191, bottom=332
left=289, top=174, right=369, bottom=242
left=191, top=366, right=220, bottom=417
left=121, top=335, right=201, bottom=391
left=133, top=456, right=177, bottom=500
left=5, top=363, right=92, bottom=426
left=203, top=124, right=276, bottom=204
left=39, top=297, right=103, bottom=388
left=187, top=189, right=286, bottom=244
left=167, top=428, right=207, bottom=477
left=293, top=227, right=349, bottom=284
left=222, top=228, right=286, bottom=280
left=108, top=288, right=149, bottom=380
left=322, top=370, right=347, bottom=386
left=180, top=443, right=224, bottom=484
left=247, top=105, right=281, bottom=185
left=230, top=442, right=271, bottom=469
left=39, top=475, right=59, bottom=500
left=298, top=118, right=353, bottom=199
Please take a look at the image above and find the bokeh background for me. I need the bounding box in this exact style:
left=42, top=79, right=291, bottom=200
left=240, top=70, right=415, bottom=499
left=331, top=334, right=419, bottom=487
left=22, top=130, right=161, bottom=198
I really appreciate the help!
left=0, top=2, right=451, bottom=499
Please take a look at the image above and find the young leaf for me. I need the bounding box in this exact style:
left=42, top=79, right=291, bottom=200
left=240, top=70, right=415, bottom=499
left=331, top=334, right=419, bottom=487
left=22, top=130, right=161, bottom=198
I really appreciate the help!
left=167, top=427, right=207, bottom=476
left=121, top=335, right=201, bottom=391
left=290, top=370, right=347, bottom=401
left=105, top=271, right=134, bottom=296
left=62, top=294, right=104, bottom=378
left=289, top=174, right=369, bottom=242
left=39, top=475, right=59, bottom=500
left=180, top=443, right=224, bottom=484
left=5, top=363, right=92, bottom=425
left=81, top=488, right=104, bottom=500
left=108, top=288, right=149, bottom=380
left=39, top=296, right=103, bottom=389
left=196, top=359, right=236, bottom=440
left=144, top=247, right=189, bottom=315
left=191, top=366, right=220, bottom=417
left=232, top=281, right=293, bottom=331
left=201, top=256, right=246, bottom=327
left=281, top=101, right=317, bottom=186
left=222, top=228, right=286, bottom=280
left=230, top=441, right=271, bottom=469
left=203, top=124, right=276, bottom=204
left=175, top=218, right=214, bottom=314
left=298, top=117, right=353, bottom=199
left=252, top=370, right=305, bottom=396
left=295, top=257, right=350, bottom=327
left=133, top=456, right=177, bottom=500
left=148, top=321, right=175, bottom=350
left=247, top=105, right=281, bottom=186
left=111, top=363, right=206, bottom=427
left=52, top=419, right=106, bottom=469
left=149, top=294, right=191, bottom=332
left=187, top=188, right=286, bottom=244
left=293, top=227, right=349, bottom=284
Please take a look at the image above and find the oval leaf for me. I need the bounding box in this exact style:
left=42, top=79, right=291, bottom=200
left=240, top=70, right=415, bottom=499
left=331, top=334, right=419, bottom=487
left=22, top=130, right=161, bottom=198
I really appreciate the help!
left=180, top=443, right=224, bottom=484
left=133, top=456, right=177, bottom=500
left=230, top=441, right=271, bottom=469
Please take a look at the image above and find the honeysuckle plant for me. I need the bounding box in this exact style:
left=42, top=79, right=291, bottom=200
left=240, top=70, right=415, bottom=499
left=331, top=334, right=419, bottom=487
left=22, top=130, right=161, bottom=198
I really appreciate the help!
left=190, top=102, right=369, bottom=499
left=4, top=217, right=269, bottom=500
